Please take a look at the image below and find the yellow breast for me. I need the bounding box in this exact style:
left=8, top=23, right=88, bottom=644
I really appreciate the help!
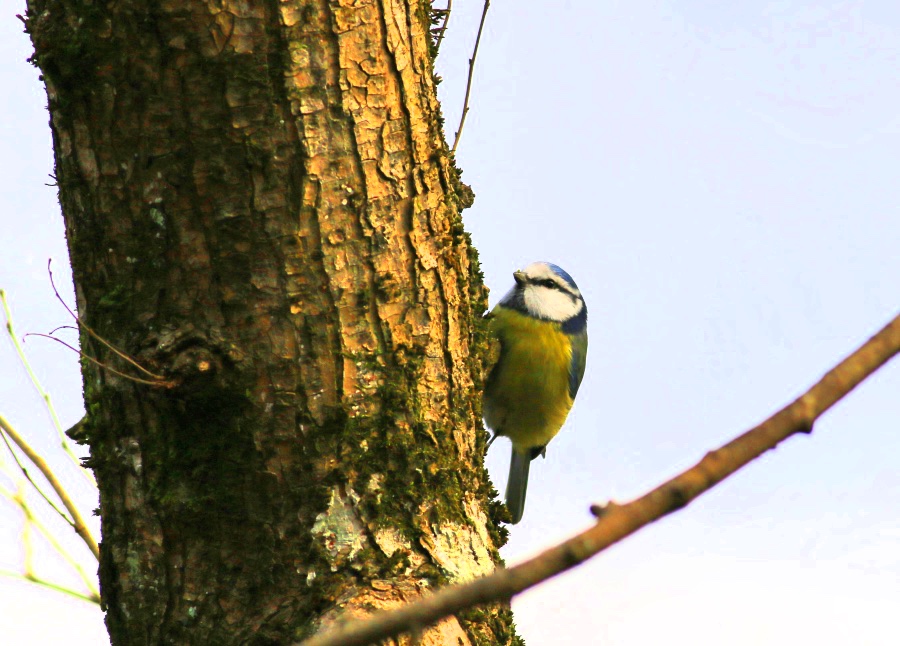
left=483, top=307, right=574, bottom=449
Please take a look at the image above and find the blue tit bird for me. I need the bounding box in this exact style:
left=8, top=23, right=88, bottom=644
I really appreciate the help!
left=483, top=262, right=588, bottom=524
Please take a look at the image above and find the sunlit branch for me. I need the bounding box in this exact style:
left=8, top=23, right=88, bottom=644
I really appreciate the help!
left=1, top=289, right=95, bottom=485
left=2, top=483, right=100, bottom=598
left=0, top=422, right=75, bottom=525
left=0, top=414, right=100, bottom=561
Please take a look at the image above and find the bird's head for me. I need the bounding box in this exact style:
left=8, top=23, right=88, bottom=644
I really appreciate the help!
left=500, top=262, right=587, bottom=327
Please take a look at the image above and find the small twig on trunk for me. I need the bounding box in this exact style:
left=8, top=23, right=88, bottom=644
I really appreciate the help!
left=432, top=2, right=452, bottom=54
left=46, top=260, right=170, bottom=382
left=24, top=332, right=171, bottom=387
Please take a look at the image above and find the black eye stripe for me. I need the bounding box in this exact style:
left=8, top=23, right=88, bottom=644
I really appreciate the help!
left=524, top=275, right=579, bottom=296
left=530, top=278, right=581, bottom=303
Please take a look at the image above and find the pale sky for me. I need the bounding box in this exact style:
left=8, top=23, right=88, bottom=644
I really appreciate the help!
left=2, top=2, right=899, bottom=645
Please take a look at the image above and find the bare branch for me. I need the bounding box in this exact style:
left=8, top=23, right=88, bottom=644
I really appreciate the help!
left=0, top=414, right=100, bottom=561
left=300, top=312, right=900, bottom=646
left=0, top=427, right=75, bottom=526
left=451, top=0, right=490, bottom=154
left=0, top=570, right=100, bottom=605
left=1, top=289, right=96, bottom=485
left=1, top=483, right=100, bottom=598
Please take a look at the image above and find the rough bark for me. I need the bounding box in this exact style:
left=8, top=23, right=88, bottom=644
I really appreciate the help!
left=24, top=0, right=512, bottom=643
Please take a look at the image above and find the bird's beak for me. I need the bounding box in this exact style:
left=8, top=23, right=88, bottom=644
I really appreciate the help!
left=513, top=270, right=527, bottom=286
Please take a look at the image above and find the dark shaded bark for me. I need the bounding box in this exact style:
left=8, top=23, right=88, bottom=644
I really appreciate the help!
left=24, top=0, right=513, bottom=643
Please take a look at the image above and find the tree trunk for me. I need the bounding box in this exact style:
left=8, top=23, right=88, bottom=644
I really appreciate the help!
left=25, top=0, right=512, bottom=643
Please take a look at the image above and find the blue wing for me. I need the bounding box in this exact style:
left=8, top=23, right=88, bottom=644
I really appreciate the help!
left=568, top=330, right=588, bottom=400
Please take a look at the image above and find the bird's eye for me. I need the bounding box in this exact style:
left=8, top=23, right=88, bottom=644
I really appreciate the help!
left=538, top=279, right=558, bottom=289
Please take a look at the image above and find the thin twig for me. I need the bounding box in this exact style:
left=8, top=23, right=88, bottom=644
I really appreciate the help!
left=48, top=324, right=79, bottom=336
left=47, top=260, right=167, bottom=381
left=21, top=485, right=35, bottom=579
left=299, top=312, right=900, bottom=646
left=24, top=332, right=170, bottom=387
left=434, top=1, right=452, bottom=53
left=0, top=570, right=100, bottom=605
left=0, top=414, right=100, bottom=561
left=451, top=0, right=490, bottom=154
left=1, top=289, right=96, bottom=485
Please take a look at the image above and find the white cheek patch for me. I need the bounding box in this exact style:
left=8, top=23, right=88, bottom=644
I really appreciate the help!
left=523, top=285, right=582, bottom=322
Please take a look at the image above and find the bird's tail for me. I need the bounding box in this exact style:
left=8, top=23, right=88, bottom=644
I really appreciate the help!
left=505, top=447, right=531, bottom=524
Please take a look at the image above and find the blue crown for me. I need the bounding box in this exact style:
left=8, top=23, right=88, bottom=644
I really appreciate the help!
left=545, top=263, right=579, bottom=290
